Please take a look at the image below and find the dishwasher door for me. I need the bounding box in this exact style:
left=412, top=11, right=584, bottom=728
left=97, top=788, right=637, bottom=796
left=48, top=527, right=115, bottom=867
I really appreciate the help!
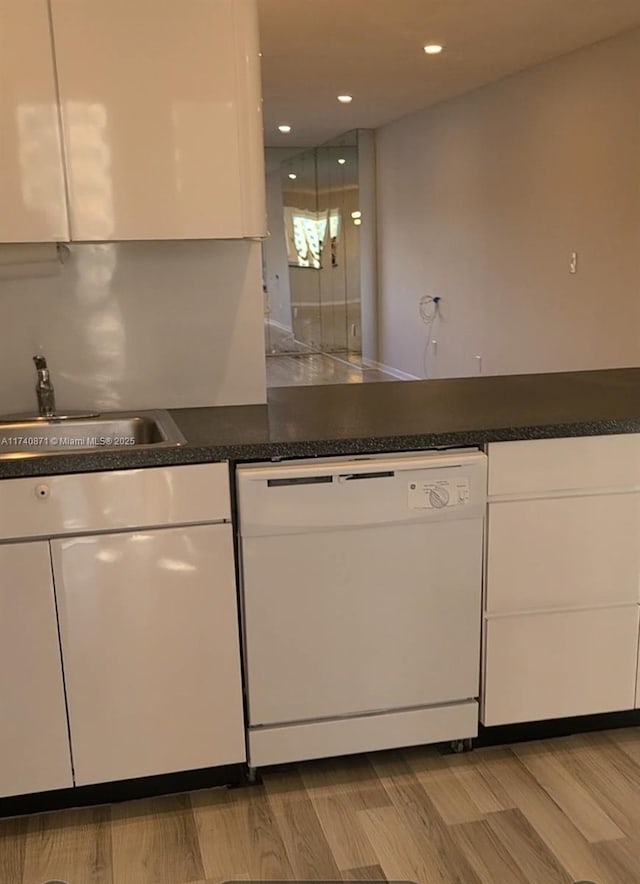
left=237, top=451, right=486, bottom=728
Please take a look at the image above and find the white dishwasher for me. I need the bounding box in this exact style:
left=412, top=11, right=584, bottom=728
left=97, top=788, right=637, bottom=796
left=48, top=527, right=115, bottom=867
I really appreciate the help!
left=237, top=449, right=487, bottom=768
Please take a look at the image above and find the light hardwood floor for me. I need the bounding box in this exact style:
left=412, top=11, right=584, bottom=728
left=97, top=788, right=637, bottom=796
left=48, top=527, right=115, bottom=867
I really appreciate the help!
left=2, top=729, right=640, bottom=883
left=266, top=354, right=397, bottom=388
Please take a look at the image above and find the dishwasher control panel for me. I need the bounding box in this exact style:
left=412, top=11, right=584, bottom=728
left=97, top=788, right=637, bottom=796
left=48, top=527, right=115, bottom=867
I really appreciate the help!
left=237, top=451, right=486, bottom=535
left=408, top=476, right=470, bottom=509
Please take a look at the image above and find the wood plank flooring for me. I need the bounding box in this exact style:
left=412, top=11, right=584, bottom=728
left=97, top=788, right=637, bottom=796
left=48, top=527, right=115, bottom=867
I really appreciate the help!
left=2, top=729, right=640, bottom=883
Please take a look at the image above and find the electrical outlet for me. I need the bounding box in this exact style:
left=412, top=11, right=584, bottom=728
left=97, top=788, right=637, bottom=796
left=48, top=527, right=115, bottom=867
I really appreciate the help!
left=570, top=251, right=578, bottom=274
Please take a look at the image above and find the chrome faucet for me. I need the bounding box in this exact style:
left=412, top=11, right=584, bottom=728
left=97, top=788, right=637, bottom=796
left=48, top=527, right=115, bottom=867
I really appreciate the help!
left=33, top=355, right=56, bottom=418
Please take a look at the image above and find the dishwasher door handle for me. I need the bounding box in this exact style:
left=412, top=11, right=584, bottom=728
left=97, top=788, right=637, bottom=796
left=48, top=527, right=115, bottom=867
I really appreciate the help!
left=338, top=471, right=395, bottom=482
left=267, top=475, right=333, bottom=488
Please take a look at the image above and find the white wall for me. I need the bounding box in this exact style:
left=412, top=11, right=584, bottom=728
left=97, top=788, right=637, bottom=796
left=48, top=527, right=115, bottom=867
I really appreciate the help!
left=0, top=240, right=266, bottom=414
left=376, top=28, right=640, bottom=379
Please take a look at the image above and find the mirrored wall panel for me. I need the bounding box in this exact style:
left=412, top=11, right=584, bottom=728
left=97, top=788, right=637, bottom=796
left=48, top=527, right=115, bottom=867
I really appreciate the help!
left=263, top=131, right=369, bottom=363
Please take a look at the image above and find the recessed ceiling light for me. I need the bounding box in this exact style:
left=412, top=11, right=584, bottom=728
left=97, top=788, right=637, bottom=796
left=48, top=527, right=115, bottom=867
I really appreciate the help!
left=351, top=211, right=362, bottom=219
left=278, top=124, right=292, bottom=133
left=423, top=44, right=443, bottom=55
left=353, top=218, right=362, bottom=226
left=338, top=158, right=346, bottom=165
left=288, top=173, right=297, bottom=180
left=337, top=95, right=353, bottom=103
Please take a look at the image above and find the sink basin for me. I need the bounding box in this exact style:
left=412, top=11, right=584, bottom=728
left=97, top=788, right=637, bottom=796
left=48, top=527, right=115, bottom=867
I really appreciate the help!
left=0, top=410, right=186, bottom=457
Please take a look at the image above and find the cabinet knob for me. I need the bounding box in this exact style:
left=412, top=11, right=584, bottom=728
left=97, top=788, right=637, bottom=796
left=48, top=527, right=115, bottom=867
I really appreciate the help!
left=35, top=484, right=50, bottom=500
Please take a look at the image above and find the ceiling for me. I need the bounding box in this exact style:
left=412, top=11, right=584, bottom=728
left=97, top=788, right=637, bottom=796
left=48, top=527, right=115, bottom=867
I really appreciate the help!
left=265, top=138, right=359, bottom=192
left=258, top=0, right=640, bottom=147
left=276, top=143, right=360, bottom=195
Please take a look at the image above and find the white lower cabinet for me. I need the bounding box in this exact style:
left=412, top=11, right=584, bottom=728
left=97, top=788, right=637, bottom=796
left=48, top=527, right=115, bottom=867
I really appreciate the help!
left=0, top=464, right=245, bottom=799
left=484, top=437, right=640, bottom=727
left=52, top=523, right=245, bottom=786
left=0, top=542, right=73, bottom=797
left=482, top=607, right=640, bottom=726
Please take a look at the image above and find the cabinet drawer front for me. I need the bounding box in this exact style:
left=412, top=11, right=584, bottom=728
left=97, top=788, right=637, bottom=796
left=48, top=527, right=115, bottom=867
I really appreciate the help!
left=482, top=607, right=640, bottom=726
left=487, top=494, right=640, bottom=613
left=488, top=436, right=640, bottom=497
left=0, top=463, right=229, bottom=540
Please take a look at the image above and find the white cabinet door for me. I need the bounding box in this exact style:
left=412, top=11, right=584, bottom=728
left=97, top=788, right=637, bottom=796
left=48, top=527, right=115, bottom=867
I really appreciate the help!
left=0, top=542, right=73, bottom=797
left=52, top=523, right=245, bottom=786
left=482, top=607, right=640, bottom=726
left=487, top=493, right=640, bottom=613
left=50, top=0, right=266, bottom=241
left=0, top=0, right=69, bottom=242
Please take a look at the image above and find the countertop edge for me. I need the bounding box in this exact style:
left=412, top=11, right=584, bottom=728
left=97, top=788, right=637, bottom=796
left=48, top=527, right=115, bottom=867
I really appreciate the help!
left=1, top=417, right=639, bottom=480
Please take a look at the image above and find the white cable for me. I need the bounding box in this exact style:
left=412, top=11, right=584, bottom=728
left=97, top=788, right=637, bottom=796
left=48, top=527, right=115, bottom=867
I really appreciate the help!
left=419, top=295, right=441, bottom=379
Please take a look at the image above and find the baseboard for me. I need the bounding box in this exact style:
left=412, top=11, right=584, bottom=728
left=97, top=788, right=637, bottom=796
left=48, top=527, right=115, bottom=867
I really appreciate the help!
left=0, top=763, right=245, bottom=819
left=291, top=299, right=361, bottom=308
left=265, top=318, right=294, bottom=335
left=361, top=358, right=421, bottom=381
left=4, top=710, right=639, bottom=817
left=477, top=709, right=640, bottom=747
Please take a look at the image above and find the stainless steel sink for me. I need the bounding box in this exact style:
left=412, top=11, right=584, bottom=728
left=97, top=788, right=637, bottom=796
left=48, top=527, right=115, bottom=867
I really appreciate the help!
left=0, top=410, right=186, bottom=458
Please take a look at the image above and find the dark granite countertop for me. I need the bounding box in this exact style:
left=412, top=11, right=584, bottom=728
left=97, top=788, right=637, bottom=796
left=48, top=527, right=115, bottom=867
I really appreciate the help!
left=2, top=367, right=640, bottom=479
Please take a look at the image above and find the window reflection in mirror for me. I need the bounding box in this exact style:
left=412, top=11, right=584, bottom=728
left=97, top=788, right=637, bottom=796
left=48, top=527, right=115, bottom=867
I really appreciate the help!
left=263, top=130, right=369, bottom=365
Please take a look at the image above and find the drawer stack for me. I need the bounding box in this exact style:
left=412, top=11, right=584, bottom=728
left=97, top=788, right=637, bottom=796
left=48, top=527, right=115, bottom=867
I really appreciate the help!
left=483, top=435, right=640, bottom=725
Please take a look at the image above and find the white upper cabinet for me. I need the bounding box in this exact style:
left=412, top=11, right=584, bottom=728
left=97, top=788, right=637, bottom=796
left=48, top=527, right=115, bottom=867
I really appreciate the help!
left=50, top=0, right=267, bottom=241
left=0, top=0, right=70, bottom=242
